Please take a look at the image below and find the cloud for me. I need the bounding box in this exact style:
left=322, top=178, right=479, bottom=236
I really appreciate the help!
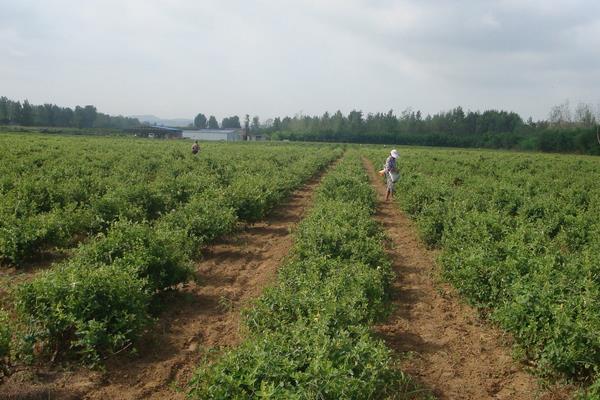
left=0, top=0, right=599, bottom=120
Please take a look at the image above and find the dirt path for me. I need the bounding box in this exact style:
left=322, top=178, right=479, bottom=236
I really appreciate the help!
left=0, top=165, right=332, bottom=400
left=362, top=158, right=572, bottom=400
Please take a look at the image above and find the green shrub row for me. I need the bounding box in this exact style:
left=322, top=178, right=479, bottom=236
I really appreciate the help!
left=7, top=137, right=341, bottom=364
left=366, top=147, right=600, bottom=393
left=14, top=219, right=193, bottom=364
left=16, top=262, right=151, bottom=364
left=188, top=153, right=412, bottom=399
left=0, top=134, right=342, bottom=265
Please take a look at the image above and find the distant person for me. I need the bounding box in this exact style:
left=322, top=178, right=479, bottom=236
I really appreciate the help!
left=383, top=149, right=400, bottom=201
left=191, top=141, right=200, bottom=155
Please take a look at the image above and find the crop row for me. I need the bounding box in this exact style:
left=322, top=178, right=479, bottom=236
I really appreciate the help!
left=187, top=153, right=418, bottom=399
left=0, top=134, right=341, bottom=265
left=0, top=134, right=342, bottom=365
left=366, top=147, right=600, bottom=395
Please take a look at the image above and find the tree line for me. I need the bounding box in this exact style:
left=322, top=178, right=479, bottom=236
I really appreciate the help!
left=258, top=102, right=600, bottom=155
left=193, top=113, right=241, bottom=129
left=0, top=97, right=140, bottom=129
left=193, top=113, right=261, bottom=131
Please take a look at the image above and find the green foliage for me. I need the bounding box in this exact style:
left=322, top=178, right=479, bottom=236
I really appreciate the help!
left=0, top=96, right=140, bottom=129
left=293, top=201, right=386, bottom=268
left=366, top=147, right=600, bottom=383
left=15, top=263, right=151, bottom=364
left=158, top=189, right=237, bottom=256
left=229, top=174, right=280, bottom=222
left=74, top=220, right=192, bottom=292
left=0, top=134, right=341, bottom=265
left=0, top=309, right=11, bottom=359
left=189, top=153, right=410, bottom=399
left=91, top=183, right=168, bottom=226
left=4, top=134, right=341, bottom=364
left=194, top=113, right=207, bottom=129
left=208, top=115, right=219, bottom=129
left=221, top=115, right=241, bottom=129
left=189, top=322, right=397, bottom=400
left=245, top=257, right=388, bottom=334
left=316, top=173, right=376, bottom=211
left=264, top=106, right=600, bottom=155
left=578, top=376, right=600, bottom=399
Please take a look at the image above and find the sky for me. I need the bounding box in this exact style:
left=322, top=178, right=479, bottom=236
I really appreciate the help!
left=1, top=0, right=600, bottom=121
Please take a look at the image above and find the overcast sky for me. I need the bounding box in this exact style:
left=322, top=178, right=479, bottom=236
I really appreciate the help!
left=1, top=0, right=600, bottom=121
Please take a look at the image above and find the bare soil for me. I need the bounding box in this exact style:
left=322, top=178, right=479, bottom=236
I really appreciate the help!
left=363, top=158, right=574, bottom=400
left=0, top=168, right=328, bottom=400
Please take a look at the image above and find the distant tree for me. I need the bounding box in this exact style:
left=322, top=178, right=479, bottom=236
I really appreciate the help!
left=37, top=103, right=55, bottom=126
left=208, top=115, right=219, bottom=129
left=383, top=109, right=397, bottom=134
left=10, top=101, right=23, bottom=125
left=347, top=110, right=363, bottom=135
left=194, top=113, right=207, bottom=129
left=84, top=105, right=97, bottom=128
left=73, top=105, right=97, bottom=128
left=0, top=97, right=8, bottom=124
left=251, top=116, right=260, bottom=132
left=0, top=96, right=139, bottom=129
left=331, top=110, right=345, bottom=134
left=221, top=115, right=241, bottom=129
left=93, top=113, right=111, bottom=128
left=57, top=107, right=74, bottom=127
left=449, top=106, right=465, bottom=135
left=73, top=107, right=84, bottom=128
left=243, top=114, right=250, bottom=140
left=574, top=103, right=596, bottom=127
left=272, top=117, right=282, bottom=131
left=549, top=100, right=572, bottom=127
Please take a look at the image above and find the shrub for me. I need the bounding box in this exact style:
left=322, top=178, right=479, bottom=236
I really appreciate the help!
left=245, top=257, right=390, bottom=334
left=0, top=214, right=46, bottom=264
left=189, top=154, right=402, bottom=399
left=294, top=200, right=386, bottom=268
left=188, top=322, right=398, bottom=400
left=367, top=147, right=600, bottom=385
left=0, top=309, right=11, bottom=360
left=15, top=262, right=150, bottom=364
left=74, top=219, right=191, bottom=292
left=158, top=189, right=237, bottom=254
left=229, top=175, right=279, bottom=222
left=578, top=376, right=600, bottom=400
left=317, top=174, right=376, bottom=211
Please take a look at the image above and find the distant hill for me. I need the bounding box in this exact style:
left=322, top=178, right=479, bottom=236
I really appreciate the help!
left=130, top=115, right=193, bottom=127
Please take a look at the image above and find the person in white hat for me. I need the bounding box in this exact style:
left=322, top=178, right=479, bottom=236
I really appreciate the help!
left=384, top=149, right=400, bottom=201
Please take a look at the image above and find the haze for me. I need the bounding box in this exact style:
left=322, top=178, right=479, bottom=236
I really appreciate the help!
left=1, top=0, right=599, bottom=120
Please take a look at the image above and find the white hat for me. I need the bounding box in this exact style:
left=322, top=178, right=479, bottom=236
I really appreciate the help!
left=391, top=149, right=399, bottom=158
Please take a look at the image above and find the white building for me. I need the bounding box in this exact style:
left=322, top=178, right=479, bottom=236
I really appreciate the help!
left=182, top=129, right=241, bottom=141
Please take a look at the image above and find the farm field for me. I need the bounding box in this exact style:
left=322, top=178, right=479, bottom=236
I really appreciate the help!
left=0, top=133, right=598, bottom=399
left=0, top=133, right=341, bottom=266
left=366, top=146, right=600, bottom=398
left=0, top=133, right=342, bottom=396
left=187, top=152, right=422, bottom=399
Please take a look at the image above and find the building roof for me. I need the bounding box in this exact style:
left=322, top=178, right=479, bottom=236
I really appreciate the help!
left=128, top=126, right=183, bottom=133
